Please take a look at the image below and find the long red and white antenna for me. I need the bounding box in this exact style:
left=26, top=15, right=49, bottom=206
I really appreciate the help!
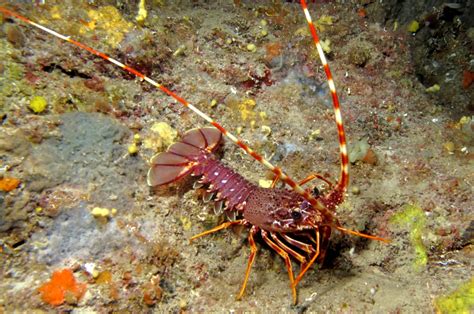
left=300, top=0, right=350, bottom=195
left=0, top=5, right=334, bottom=218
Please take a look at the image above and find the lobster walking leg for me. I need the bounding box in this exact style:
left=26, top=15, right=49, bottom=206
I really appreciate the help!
left=335, top=226, right=389, bottom=242
left=293, top=228, right=321, bottom=288
left=237, top=226, right=259, bottom=300
left=317, top=226, right=332, bottom=265
left=261, top=230, right=297, bottom=304
left=281, top=234, right=316, bottom=254
left=270, top=173, right=282, bottom=188
left=269, top=233, right=307, bottom=264
left=190, top=220, right=245, bottom=241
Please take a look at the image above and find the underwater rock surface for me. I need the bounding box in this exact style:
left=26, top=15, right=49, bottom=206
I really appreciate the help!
left=0, top=1, right=472, bottom=312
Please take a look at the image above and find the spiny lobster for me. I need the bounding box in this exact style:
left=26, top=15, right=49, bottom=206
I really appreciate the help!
left=0, top=1, right=388, bottom=304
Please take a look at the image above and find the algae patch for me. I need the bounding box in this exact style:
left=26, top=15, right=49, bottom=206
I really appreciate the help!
left=407, top=20, right=420, bottom=33
left=144, top=122, right=178, bottom=151
left=135, top=0, right=148, bottom=23
left=434, top=277, right=474, bottom=314
left=226, top=97, right=266, bottom=130
left=81, top=6, right=133, bottom=48
left=29, top=96, right=48, bottom=113
left=391, top=204, right=428, bottom=269
left=180, top=216, right=192, bottom=231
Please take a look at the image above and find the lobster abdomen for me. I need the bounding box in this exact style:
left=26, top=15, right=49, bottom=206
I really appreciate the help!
left=194, top=157, right=256, bottom=211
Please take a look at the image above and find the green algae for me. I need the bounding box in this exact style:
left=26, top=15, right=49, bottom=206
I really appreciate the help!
left=391, top=204, right=428, bottom=269
left=0, top=39, right=24, bottom=79
left=435, top=277, right=474, bottom=314
left=0, top=39, right=34, bottom=106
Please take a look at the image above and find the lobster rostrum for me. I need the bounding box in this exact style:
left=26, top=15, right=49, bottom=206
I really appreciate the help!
left=0, top=0, right=388, bottom=304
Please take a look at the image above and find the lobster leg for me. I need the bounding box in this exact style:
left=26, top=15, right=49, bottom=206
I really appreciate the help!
left=237, top=226, right=259, bottom=300
left=281, top=234, right=316, bottom=255
left=316, top=226, right=332, bottom=264
left=298, top=173, right=334, bottom=188
left=189, top=219, right=245, bottom=241
left=270, top=174, right=280, bottom=188
left=261, top=230, right=297, bottom=304
left=335, top=225, right=390, bottom=243
left=269, top=232, right=307, bottom=264
left=293, top=228, right=320, bottom=288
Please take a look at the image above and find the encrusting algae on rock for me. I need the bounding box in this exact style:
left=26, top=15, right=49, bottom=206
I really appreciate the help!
left=135, top=0, right=148, bottom=24
left=434, top=277, right=474, bottom=314
left=426, top=84, right=441, bottom=93
left=78, top=6, right=132, bottom=48
left=391, top=204, right=428, bottom=269
left=128, top=134, right=142, bottom=155
left=407, top=20, right=420, bottom=33
left=143, top=122, right=178, bottom=151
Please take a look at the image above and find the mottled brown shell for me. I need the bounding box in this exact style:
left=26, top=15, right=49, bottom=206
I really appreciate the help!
left=243, top=187, right=322, bottom=233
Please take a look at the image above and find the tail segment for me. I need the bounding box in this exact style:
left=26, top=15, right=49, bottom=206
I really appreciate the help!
left=147, top=128, right=222, bottom=186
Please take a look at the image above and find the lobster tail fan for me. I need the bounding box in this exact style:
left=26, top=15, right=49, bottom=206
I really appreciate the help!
left=147, top=152, right=193, bottom=186
left=181, top=127, right=222, bottom=152
left=147, top=127, right=223, bottom=187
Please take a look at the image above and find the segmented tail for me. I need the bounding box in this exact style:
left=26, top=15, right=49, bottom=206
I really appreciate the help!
left=300, top=0, right=350, bottom=194
left=147, top=128, right=222, bottom=186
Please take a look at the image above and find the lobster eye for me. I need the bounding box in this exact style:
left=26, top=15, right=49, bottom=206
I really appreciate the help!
left=291, top=211, right=302, bottom=220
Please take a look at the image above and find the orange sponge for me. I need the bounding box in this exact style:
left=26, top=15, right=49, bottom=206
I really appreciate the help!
left=38, top=269, right=87, bottom=306
left=0, top=177, right=21, bottom=192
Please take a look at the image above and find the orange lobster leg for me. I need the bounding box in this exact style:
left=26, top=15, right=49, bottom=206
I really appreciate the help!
left=293, top=228, right=320, bottom=288
left=269, top=232, right=307, bottom=264
left=237, top=226, right=259, bottom=300
left=281, top=234, right=316, bottom=254
left=335, top=226, right=390, bottom=243
left=261, top=230, right=297, bottom=304
left=272, top=171, right=334, bottom=194
left=189, top=220, right=245, bottom=241
left=270, top=174, right=280, bottom=188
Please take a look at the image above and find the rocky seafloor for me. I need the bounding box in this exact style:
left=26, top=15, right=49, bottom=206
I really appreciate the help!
left=0, top=0, right=472, bottom=312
